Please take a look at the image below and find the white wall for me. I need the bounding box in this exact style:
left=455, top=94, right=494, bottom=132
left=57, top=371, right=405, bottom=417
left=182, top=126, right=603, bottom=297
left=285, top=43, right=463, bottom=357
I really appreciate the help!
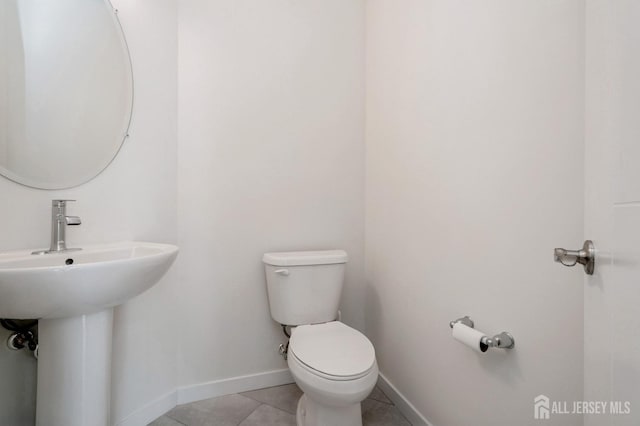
left=0, top=0, right=178, bottom=423
left=0, top=0, right=25, bottom=167
left=585, top=1, right=640, bottom=425
left=109, top=1, right=178, bottom=423
left=177, top=0, right=365, bottom=389
left=365, top=1, right=585, bottom=425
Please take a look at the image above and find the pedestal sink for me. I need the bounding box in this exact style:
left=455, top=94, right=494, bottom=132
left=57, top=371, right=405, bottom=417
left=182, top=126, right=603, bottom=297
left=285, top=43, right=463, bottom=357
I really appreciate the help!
left=0, top=241, right=179, bottom=426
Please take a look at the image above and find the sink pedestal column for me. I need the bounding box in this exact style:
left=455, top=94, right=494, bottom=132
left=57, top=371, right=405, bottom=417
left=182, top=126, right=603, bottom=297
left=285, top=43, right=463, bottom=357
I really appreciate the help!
left=36, top=309, right=114, bottom=426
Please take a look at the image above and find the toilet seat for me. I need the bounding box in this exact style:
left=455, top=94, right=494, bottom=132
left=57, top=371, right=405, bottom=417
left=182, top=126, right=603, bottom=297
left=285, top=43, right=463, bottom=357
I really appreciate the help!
left=289, top=321, right=376, bottom=381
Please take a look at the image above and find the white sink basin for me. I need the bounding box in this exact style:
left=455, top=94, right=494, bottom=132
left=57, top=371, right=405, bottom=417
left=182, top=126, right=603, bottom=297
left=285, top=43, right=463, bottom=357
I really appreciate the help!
left=0, top=241, right=179, bottom=426
left=0, top=241, right=178, bottom=319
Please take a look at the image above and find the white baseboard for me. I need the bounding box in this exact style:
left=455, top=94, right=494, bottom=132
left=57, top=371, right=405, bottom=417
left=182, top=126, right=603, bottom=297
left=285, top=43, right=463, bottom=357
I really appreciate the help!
left=177, top=368, right=294, bottom=405
left=114, top=368, right=293, bottom=426
left=377, top=372, right=434, bottom=426
left=115, top=390, right=177, bottom=426
left=115, top=369, right=429, bottom=426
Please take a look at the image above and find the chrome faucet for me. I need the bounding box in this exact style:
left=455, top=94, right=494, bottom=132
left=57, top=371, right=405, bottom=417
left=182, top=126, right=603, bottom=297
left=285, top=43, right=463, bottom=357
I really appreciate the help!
left=32, top=200, right=82, bottom=255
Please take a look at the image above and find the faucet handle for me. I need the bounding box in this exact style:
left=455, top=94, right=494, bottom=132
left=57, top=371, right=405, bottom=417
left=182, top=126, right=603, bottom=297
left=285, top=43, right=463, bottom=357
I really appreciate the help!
left=65, top=216, right=81, bottom=226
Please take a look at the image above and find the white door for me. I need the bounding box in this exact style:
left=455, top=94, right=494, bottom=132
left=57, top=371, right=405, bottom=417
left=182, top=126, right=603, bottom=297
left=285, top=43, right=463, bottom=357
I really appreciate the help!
left=584, top=1, right=640, bottom=425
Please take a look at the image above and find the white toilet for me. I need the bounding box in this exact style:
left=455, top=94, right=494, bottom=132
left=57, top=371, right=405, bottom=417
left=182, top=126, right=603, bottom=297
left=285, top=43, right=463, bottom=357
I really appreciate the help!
left=263, top=250, right=378, bottom=426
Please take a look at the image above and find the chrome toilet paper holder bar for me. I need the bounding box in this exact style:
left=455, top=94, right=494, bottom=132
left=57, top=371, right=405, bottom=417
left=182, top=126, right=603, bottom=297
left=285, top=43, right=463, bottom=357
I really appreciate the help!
left=449, top=316, right=515, bottom=349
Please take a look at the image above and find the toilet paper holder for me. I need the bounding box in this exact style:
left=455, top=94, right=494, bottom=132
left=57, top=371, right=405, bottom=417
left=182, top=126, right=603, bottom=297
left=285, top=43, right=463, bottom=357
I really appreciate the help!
left=449, top=316, right=515, bottom=349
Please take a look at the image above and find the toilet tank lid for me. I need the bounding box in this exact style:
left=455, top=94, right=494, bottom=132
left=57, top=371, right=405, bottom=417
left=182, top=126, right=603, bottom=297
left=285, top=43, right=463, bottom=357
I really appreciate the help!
left=262, top=250, right=348, bottom=266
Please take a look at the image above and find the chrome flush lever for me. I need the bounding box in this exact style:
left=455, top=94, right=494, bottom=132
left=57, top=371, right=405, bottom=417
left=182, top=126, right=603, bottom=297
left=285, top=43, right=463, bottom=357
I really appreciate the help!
left=554, top=240, right=595, bottom=275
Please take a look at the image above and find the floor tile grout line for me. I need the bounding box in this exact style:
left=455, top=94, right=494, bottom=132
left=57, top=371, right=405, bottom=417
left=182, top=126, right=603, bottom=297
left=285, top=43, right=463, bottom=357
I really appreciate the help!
left=236, top=402, right=264, bottom=425
left=366, top=395, right=394, bottom=405
left=162, top=413, right=188, bottom=426
left=396, top=404, right=413, bottom=425
left=243, top=395, right=298, bottom=415
left=239, top=386, right=300, bottom=415
left=163, top=405, right=193, bottom=426
left=238, top=392, right=264, bottom=405
left=262, top=401, right=299, bottom=417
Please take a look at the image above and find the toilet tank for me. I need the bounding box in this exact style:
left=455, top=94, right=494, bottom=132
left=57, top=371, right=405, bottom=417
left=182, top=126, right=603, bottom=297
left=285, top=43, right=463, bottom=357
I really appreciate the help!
left=263, top=250, right=348, bottom=326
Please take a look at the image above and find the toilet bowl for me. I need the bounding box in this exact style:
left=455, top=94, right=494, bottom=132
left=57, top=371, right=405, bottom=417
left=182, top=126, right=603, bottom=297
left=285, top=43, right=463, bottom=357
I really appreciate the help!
left=287, top=321, right=378, bottom=426
left=262, top=250, right=378, bottom=426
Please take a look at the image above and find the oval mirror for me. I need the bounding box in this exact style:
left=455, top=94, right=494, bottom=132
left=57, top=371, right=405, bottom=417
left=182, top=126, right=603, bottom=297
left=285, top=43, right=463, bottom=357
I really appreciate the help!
left=0, top=0, right=133, bottom=189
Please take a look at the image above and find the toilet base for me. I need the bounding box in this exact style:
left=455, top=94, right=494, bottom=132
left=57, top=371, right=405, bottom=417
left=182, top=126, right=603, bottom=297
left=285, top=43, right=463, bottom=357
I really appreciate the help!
left=296, top=393, right=362, bottom=426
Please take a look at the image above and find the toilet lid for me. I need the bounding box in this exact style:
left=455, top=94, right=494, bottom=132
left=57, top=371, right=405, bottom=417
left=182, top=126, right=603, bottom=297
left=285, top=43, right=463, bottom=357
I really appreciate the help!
left=289, top=321, right=376, bottom=378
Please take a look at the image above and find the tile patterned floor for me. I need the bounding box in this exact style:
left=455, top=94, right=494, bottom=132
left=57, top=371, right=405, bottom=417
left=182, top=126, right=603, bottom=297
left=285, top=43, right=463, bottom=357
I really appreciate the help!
left=148, top=383, right=412, bottom=426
